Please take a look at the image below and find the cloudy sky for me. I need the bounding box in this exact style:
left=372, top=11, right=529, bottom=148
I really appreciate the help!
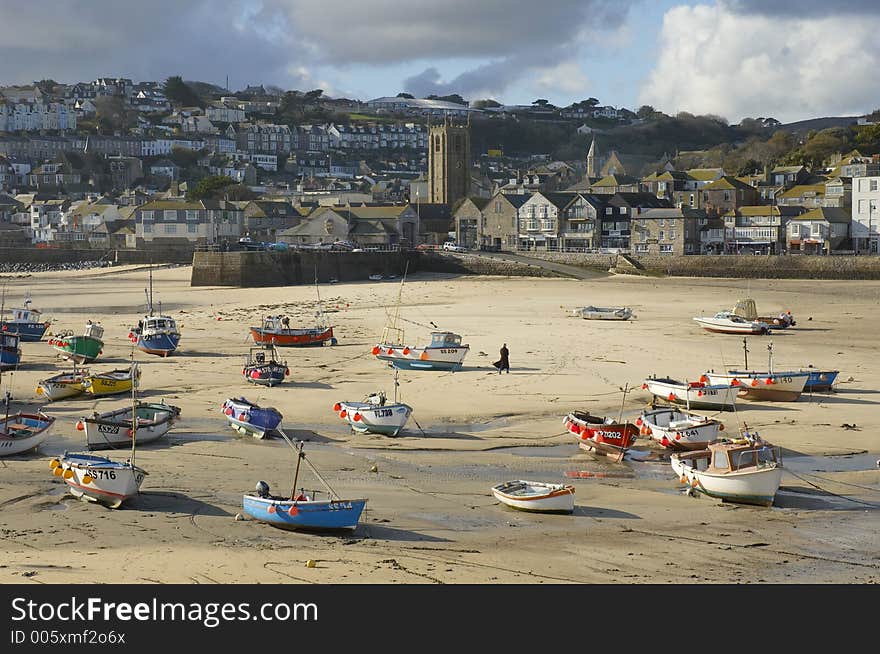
left=0, top=0, right=877, bottom=123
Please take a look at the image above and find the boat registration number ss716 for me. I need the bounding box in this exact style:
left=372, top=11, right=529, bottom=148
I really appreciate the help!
left=84, top=467, right=117, bottom=480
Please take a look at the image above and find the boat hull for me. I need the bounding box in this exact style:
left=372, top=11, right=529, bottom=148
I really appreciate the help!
left=335, top=400, right=412, bottom=436
left=36, top=371, right=88, bottom=401
left=491, top=481, right=575, bottom=513
left=705, top=371, right=809, bottom=401
left=673, top=457, right=783, bottom=507
left=643, top=378, right=739, bottom=411
left=563, top=411, right=637, bottom=458
left=373, top=344, right=469, bottom=371
left=52, top=453, right=146, bottom=508
left=222, top=398, right=282, bottom=438
left=638, top=408, right=722, bottom=450
left=243, top=363, right=289, bottom=387
left=242, top=494, right=366, bottom=530
left=573, top=307, right=633, bottom=320
left=49, top=336, right=103, bottom=364
left=137, top=332, right=180, bottom=357
left=0, top=413, right=55, bottom=457
left=803, top=370, right=838, bottom=392
left=83, top=370, right=136, bottom=397
left=250, top=326, right=334, bottom=347
left=694, top=321, right=768, bottom=334
left=83, top=403, right=180, bottom=450
left=1, top=320, right=49, bottom=342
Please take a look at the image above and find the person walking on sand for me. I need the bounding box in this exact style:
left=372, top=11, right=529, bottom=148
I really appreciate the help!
left=494, top=343, right=510, bottom=374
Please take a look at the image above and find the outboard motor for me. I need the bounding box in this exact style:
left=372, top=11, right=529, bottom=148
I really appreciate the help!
left=255, top=480, right=270, bottom=498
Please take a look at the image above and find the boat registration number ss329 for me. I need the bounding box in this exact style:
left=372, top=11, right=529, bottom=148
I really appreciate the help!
left=97, top=424, right=120, bottom=434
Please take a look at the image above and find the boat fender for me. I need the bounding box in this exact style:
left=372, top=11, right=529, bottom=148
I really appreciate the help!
left=371, top=346, right=380, bottom=355
left=333, top=403, right=342, bottom=412
left=285, top=368, right=290, bottom=376
left=75, top=420, right=84, bottom=431
left=719, top=424, right=725, bottom=431
left=126, top=428, right=133, bottom=438
left=403, top=347, right=411, bottom=355
left=82, top=475, right=94, bottom=484
left=339, top=410, right=347, bottom=419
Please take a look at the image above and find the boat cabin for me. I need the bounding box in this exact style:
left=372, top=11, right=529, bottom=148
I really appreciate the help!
left=10, top=306, right=42, bottom=324
left=428, top=332, right=464, bottom=348
left=694, top=438, right=781, bottom=473
left=83, top=322, right=104, bottom=340
left=143, top=316, right=177, bottom=333
left=262, top=315, right=291, bottom=332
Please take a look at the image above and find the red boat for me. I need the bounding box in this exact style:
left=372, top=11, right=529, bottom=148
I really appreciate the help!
left=249, top=316, right=336, bottom=348
left=563, top=410, right=639, bottom=461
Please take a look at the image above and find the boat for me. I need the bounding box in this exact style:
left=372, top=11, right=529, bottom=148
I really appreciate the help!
left=242, top=345, right=289, bottom=387
left=692, top=311, right=771, bottom=335
left=491, top=480, right=575, bottom=514
left=671, top=432, right=783, bottom=507
left=637, top=406, right=723, bottom=450
left=83, top=366, right=141, bottom=397
left=564, top=411, right=638, bottom=460
left=77, top=400, right=181, bottom=450
left=242, top=437, right=367, bottom=531
left=704, top=340, right=809, bottom=401
left=732, top=298, right=795, bottom=329
left=0, top=401, right=55, bottom=457
left=333, top=371, right=413, bottom=436
left=0, top=295, right=50, bottom=342
left=570, top=305, right=633, bottom=320
left=0, top=332, right=21, bottom=371
left=49, top=321, right=104, bottom=364
left=36, top=367, right=89, bottom=401
left=641, top=376, right=739, bottom=411
left=51, top=361, right=147, bottom=508
left=802, top=368, right=839, bottom=392
left=249, top=315, right=335, bottom=348
left=368, top=274, right=383, bottom=281
left=221, top=396, right=282, bottom=438
left=128, top=265, right=181, bottom=357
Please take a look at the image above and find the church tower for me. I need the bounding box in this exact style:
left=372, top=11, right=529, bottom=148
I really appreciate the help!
left=428, top=116, right=470, bottom=205
left=586, top=134, right=597, bottom=179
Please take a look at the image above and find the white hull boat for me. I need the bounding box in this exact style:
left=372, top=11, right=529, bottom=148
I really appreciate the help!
left=571, top=306, right=633, bottom=320
left=373, top=331, right=469, bottom=371
left=642, top=377, right=738, bottom=411
left=671, top=435, right=783, bottom=507
left=491, top=480, right=575, bottom=513
left=79, top=401, right=181, bottom=450
left=334, top=392, right=412, bottom=436
left=704, top=370, right=809, bottom=401
left=637, top=407, right=723, bottom=450
left=51, top=453, right=147, bottom=508
left=1, top=412, right=55, bottom=457
left=693, top=311, right=771, bottom=335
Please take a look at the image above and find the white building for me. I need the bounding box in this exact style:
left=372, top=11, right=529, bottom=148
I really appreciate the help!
left=0, top=101, right=76, bottom=132
left=852, top=176, right=880, bottom=253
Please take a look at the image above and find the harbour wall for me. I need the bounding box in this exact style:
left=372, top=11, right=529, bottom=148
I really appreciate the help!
left=0, top=247, right=195, bottom=266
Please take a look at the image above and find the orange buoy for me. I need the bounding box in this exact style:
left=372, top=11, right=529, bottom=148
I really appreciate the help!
left=333, top=403, right=342, bottom=412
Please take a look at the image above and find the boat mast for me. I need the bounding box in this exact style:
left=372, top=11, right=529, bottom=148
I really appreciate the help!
left=617, top=382, right=628, bottom=423
left=313, top=265, right=325, bottom=329
left=742, top=337, right=749, bottom=369
left=382, top=261, right=408, bottom=345
left=289, top=440, right=305, bottom=500
left=130, top=359, right=138, bottom=468
left=393, top=367, right=399, bottom=404
left=767, top=340, right=773, bottom=375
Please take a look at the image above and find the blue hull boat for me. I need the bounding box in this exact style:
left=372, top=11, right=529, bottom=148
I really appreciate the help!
left=803, top=370, right=839, bottom=392
left=242, top=494, right=366, bottom=531
left=1, top=321, right=49, bottom=342
left=222, top=397, right=283, bottom=438
left=137, top=332, right=180, bottom=357
left=0, top=333, right=21, bottom=370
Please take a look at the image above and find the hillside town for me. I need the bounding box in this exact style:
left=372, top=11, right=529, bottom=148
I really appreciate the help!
left=1, top=76, right=878, bottom=257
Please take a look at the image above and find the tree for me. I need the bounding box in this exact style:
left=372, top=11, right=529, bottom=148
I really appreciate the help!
left=396, top=92, right=415, bottom=99
left=426, top=93, right=467, bottom=106
left=637, top=105, right=656, bottom=119
left=163, top=76, right=203, bottom=108
left=736, top=158, right=763, bottom=176
left=304, top=89, right=324, bottom=101
left=583, top=97, right=599, bottom=107
left=169, top=146, right=202, bottom=169
left=188, top=175, right=237, bottom=200
left=532, top=98, right=549, bottom=106
left=94, top=96, right=136, bottom=134
left=472, top=98, right=501, bottom=109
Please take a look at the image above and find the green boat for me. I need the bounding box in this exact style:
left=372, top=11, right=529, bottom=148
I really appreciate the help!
left=48, top=322, right=104, bottom=364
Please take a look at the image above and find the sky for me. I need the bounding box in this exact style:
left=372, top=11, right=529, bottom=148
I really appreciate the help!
left=0, top=0, right=878, bottom=124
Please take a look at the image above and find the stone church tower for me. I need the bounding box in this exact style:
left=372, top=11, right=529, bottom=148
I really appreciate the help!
left=428, top=117, right=470, bottom=205
left=586, top=134, right=598, bottom=178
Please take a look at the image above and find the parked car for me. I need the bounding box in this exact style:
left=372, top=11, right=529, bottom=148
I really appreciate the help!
left=442, top=242, right=467, bottom=252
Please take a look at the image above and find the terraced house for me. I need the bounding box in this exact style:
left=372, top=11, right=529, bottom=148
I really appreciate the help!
left=518, top=191, right=601, bottom=251
left=631, top=207, right=719, bottom=255
left=134, top=199, right=244, bottom=247
left=722, top=205, right=804, bottom=254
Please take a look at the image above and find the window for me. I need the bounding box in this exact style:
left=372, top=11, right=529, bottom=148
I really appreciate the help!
left=658, top=230, right=664, bottom=241
left=606, top=207, right=613, bottom=215
left=163, top=223, right=177, bottom=234
left=187, top=223, right=197, bottom=233
left=141, top=210, right=153, bottom=222
left=812, top=224, right=822, bottom=235
left=669, top=231, right=676, bottom=241
left=871, top=179, right=878, bottom=192
left=163, top=210, right=176, bottom=221
left=619, top=207, right=626, bottom=214
left=712, top=451, right=729, bottom=469
left=659, top=244, right=673, bottom=253
left=659, top=218, right=665, bottom=226
left=495, top=201, right=503, bottom=213
left=791, top=224, right=800, bottom=236
left=634, top=244, right=649, bottom=253
left=143, top=223, right=152, bottom=233
left=186, top=210, right=198, bottom=222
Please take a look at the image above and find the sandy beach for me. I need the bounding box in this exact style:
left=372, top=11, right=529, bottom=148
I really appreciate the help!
left=1, top=264, right=878, bottom=584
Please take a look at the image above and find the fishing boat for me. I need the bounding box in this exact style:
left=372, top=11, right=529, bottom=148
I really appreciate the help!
left=704, top=340, right=809, bottom=401
left=221, top=397, right=282, bottom=438
left=242, top=437, right=367, bottom=531
left=0, top=332, right=21, bottom=371
left=802, top=368, right=839, bottom=392
left=249, top=315, right=335, bottom=348
left=491, top=480, right=575, bottom=514
left=0, top=295, right=50, bottom=342
left=242, top=345, right=290, bottom=387
left=83, top=366, right=140, bottom=397
left=637, top=407, right=723, bottom=450
left=692, top=311, right=771, bottom=335
left=641, top=376, right=739, bottom=411
left=0, top=400, right=55, bottom=457
left=732, top=298, right=795, bottom=329
left=36, top=368, right=89, bottom=401
left=671, top=432, right=783, bottom=507
left=77, top=400, right=181, bottom=450
left=564, top=411, right=638, bottom=460
left=128, top=265, right=181, bottom=357
left=51, top=362, right=147, bottom=508
left=570, top=305, right=633, bottom=320
left=49, top=321, right=104, bottom=364
left=334, top=371, right=413, bottom=436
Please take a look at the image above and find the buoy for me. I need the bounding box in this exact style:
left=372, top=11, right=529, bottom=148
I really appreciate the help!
left=288, top=506, right=299, bottom=517
left=667, top=393, right=676, bottom=401
left=339, top=410, right=347, bottom=418
left=82, top=475, right=94, bottom=484
left=420, top=351, right=429, bottom=360
left=635, top=417, right=643, bottom=426
left=235, top=513, right=244, bottom=521
left=306, top=559, right=316, bottom=568
left=62, top=469, right=74, bottom=479
left=75, top=420, right=84, bottom=431
left=353, top=413, right=362, bottom=422
left=674, top=432, right=682, bottom=440
left=36, top=386, right=43, bottom=395
left=699, top=374, right=709, bottom=384
left=333, top=403, right=342, bottom=412
left=751, top=379, right=759, bottom=387
left=641, top=383, right=648, bottom=390
left=371, top=346, right=380, bottom=355
left=765, top=378, right=774, bottom=385
left=53, top=467, right=63, bottom=477
left=387, top=348, right=394, bottom=355
left=49, top=459, right=60, bottom=469
left=268, top=505, right=276, bottom=514
left=284, top=368, right=290, bottom=376
left=731, top=378, right=740, bottom=386
left=697, top=390, right=703, bottom=397
left=660, top=436, right=670, bottom=447
left=403, top=347, right=411, bottom=355
left=719, top=424, right=725, bottom=431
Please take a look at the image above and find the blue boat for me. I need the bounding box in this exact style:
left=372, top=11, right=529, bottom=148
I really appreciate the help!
left=0, top=296, right=50, bottom=342
left=242, top=439, right=367, bottom=531
left=128, top=265, right=181, bottom=357
left=803, top=369, right=839, bottom=393
left=222, top=397, right=282, bottom=438
left=0, top=333, right=21, bottom=371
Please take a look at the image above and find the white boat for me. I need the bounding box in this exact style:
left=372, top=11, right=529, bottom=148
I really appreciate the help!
left=78, top=401, right=181, bottom=450
left=571, top=305, right=633, bottom=320
left=642, top=376, right=739, bottom=411
left=334, top=373, right=413, bottom=438
left=491, top=480, right=575, bottom=513
left=1, top=410, right=55, bottom=457
left=50, top=453, right=147, bottom=509
left=704, top=341, right=809, bottom=401
left=733, top=298, right=795, bottom=329
left=36, top=368, right=89, bottom=401
left=671, top=433, right=784, bottom=507
left=637, top=407, right=723, bottom=450
left=53, top=361, right=148, bottom=508
left=693, top=311, right=771, bottom=335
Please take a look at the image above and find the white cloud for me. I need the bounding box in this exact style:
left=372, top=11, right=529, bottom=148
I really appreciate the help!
left=533, top=62, right=592, bottom=97
left=639, top=3, right=880, bottom=123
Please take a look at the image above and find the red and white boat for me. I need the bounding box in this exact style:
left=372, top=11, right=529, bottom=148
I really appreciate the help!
left=693, top=311, right=771, bottom=335
left=642, top=376, right=739, bottom=411
left=637, top=407, right=723, bottom=450
left=250, top=315, right=335, bottom=347
left=563, top=410, right=638, bottom=460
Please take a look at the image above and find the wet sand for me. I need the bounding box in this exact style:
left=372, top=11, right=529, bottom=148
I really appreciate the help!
left=1, top=265, right=878, bottom=584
